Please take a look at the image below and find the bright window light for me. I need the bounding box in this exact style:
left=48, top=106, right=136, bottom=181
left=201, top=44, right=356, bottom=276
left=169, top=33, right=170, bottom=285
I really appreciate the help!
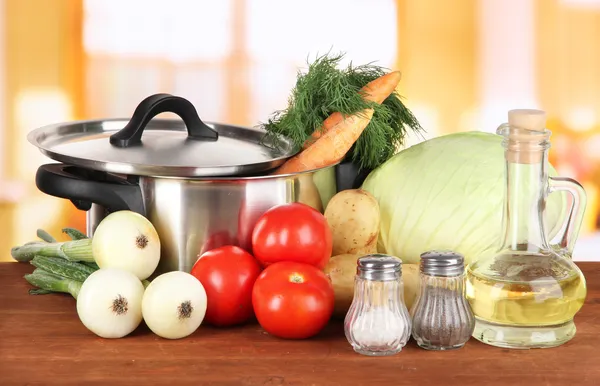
left=15, top=88, right=72, bottom=177
left=172, top=67, right=226, bottom=122
left=564, top=107, right=597, bottom=132
left=83, top=0, right=233, bottom=62
left=477, top=0, right=539, bottom=133
left=246, top=0, right=398, bottom=68
left=559, top=0, right=600, bottom=9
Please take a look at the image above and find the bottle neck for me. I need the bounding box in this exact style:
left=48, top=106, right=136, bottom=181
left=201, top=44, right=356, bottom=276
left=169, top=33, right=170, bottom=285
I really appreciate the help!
left=499, top=152, right=550, bottom=251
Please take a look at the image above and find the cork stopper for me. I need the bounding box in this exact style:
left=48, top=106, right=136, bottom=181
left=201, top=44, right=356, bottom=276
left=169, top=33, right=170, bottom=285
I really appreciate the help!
left=504, top=109, right=550, bottom=164
left=508, top=109, right=547, bottom=132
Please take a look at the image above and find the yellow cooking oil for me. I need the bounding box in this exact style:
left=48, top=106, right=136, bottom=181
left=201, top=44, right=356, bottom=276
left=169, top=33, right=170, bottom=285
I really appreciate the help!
left=466, top=252, right=586, bottom=348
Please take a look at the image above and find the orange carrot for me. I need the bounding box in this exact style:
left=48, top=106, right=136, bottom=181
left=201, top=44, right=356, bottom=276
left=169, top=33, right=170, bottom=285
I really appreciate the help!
left=273, top=109, right=375, bottom=175
left=302, top=71, right=402, bottom=149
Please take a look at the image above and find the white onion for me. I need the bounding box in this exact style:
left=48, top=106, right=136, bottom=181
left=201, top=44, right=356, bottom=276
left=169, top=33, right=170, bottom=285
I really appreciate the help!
left=142, top=271, right=207, bottom=339
left=76, top=268, right=145, bottom=338
left=92, top=210, right=161, bottom=280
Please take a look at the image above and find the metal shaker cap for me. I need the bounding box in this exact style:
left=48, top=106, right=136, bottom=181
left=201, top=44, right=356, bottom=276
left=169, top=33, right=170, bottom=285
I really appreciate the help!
left=419, top=250, right=465, bottom=277
left=357, top=254, right=402, bottom=281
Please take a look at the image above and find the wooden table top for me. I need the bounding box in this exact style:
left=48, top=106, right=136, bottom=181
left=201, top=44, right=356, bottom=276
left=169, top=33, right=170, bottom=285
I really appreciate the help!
left=1, top=262, right=598, bottom=386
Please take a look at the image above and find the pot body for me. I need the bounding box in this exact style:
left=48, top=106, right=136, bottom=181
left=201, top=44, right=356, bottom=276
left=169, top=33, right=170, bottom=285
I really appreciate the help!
left=149, top=169, right=336, bottom=273
left=78, top=167, right=337, bottom=274
left=35, top=159, right=369, bottom=276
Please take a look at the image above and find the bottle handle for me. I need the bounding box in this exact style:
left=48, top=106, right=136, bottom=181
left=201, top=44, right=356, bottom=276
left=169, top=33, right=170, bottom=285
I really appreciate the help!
left=548, top=177, right=587, bottom=257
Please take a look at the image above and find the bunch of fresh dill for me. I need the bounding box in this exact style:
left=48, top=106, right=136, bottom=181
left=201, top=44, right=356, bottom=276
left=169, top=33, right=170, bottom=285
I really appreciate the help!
left=261, top=53, right=424, bottom=171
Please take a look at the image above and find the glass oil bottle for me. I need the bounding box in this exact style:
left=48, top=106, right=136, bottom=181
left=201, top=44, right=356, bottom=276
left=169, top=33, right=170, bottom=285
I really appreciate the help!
left=466, top=109, right=587, bottom=349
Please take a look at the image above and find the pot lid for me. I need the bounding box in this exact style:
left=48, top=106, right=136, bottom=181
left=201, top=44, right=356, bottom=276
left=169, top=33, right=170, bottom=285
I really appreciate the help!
left=27, top=94, right=298, bottom=178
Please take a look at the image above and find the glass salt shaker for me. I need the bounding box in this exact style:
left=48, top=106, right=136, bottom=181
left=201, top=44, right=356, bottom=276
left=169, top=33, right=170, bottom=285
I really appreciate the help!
left=344, top=254, right=412, bottom=356
left=411, top=250, right=475, bottom=350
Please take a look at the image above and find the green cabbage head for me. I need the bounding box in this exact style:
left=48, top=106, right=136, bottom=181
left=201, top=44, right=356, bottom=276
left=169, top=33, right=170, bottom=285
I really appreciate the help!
left=361, top=131, right=566, bottom=265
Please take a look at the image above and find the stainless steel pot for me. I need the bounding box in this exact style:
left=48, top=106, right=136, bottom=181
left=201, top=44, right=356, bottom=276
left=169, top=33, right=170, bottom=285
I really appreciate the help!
left=35, top=163, right=336, bottom=274
left=29, top=93, right=363, bottom=274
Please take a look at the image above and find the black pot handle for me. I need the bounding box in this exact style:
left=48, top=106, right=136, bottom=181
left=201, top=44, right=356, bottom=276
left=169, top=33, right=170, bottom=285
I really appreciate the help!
left=35, top=163, right=145, bottom=215
left=109, top=93, right=219, bottom=148
left=335, top=161, right=372, bottom=192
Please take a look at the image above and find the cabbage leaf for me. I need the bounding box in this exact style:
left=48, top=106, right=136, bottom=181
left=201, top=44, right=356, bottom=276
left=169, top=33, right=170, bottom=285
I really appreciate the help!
left=361, top=131, right=566, bottom=264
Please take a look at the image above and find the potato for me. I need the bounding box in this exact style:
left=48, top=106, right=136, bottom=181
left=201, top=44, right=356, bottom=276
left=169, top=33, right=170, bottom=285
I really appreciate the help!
left=324, top=254, right=360, bottom=319
left=324, top=189, right=380, bottom=256
left=324, top=253, right=420, bottom=319
left=402, top=263, right=420, bottom=311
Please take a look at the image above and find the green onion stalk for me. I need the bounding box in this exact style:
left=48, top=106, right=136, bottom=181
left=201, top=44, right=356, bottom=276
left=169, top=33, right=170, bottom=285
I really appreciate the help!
left=37, top=229, right=56, bottom=243
left=14, top=228, right=150, bottom=298
left=61, top=227, right=87, bottom=241
left=11, top=238, right=93, bottom=263
left=13, top=227, right=93, bottom=263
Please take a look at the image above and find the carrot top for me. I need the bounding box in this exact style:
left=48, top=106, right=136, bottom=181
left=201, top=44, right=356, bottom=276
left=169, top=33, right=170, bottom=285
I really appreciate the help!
left=260, top=52, right=424, bottom=171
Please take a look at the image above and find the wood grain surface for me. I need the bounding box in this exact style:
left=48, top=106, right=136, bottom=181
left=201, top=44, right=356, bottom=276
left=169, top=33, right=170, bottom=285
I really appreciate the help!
left=0, top=262, right=598, bottom=386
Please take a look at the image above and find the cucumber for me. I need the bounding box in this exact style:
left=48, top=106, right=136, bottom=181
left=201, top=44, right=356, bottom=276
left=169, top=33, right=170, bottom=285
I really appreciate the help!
left=30, top=255, right=96, bottom=282
left=24, top=270, right=82, bottom=299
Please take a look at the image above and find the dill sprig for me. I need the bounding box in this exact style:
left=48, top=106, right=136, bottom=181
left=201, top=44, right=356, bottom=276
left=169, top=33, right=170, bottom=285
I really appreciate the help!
left=261, top=52, right=424, bottom=171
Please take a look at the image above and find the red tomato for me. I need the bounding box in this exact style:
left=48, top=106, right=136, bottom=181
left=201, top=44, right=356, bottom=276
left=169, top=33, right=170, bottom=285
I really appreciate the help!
left=251, top=203, right=332, bottom=269
left=252, top=261, right=334, bottom=339
left=190, top=245, right=262, bottom=327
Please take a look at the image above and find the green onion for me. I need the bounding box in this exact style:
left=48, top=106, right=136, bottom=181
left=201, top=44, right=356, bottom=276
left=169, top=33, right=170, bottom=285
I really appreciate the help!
left=36, top=229, right=57, bottom=243
left=62, top=227, right=88, bottom=240
left=11, top=238, right=93, bottom=263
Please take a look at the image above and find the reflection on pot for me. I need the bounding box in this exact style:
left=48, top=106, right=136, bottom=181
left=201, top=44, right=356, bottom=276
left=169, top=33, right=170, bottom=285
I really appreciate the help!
left=198, top=230, right=236, bottom=257
left=140, top=166, right=338, bottom=275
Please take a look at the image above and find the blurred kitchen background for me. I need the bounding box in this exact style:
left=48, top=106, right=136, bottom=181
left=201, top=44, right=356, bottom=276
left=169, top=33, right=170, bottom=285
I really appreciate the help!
left=0, top=0, right=599, bottom=261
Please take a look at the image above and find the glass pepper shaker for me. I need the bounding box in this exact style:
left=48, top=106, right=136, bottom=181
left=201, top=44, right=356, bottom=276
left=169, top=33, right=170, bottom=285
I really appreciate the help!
left=344, top=254, right=412, bottom=356
left=411, top=250, right=475, bottom=350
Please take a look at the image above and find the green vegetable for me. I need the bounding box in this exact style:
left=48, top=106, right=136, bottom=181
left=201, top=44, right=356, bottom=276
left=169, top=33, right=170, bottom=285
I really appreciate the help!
left=361, top=131, right=567, bottom=264
left=25, top=259, right=150, bottom=297
left=16, top=227, right=153, bottom=298
left=29, top=289, right=53, bottom=295
left=30, top=255, right=96, bottom=282
left=37, top=229, right=56, bottom=243
left=261, top=52, right=423, bottom=171
left=62, top=227, right=88, bottom=240
left=11, top=238, right=93, bottom=263
left=24, top=269, right=83, bottom=299
left=82, top=261, right=100, bottom=270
